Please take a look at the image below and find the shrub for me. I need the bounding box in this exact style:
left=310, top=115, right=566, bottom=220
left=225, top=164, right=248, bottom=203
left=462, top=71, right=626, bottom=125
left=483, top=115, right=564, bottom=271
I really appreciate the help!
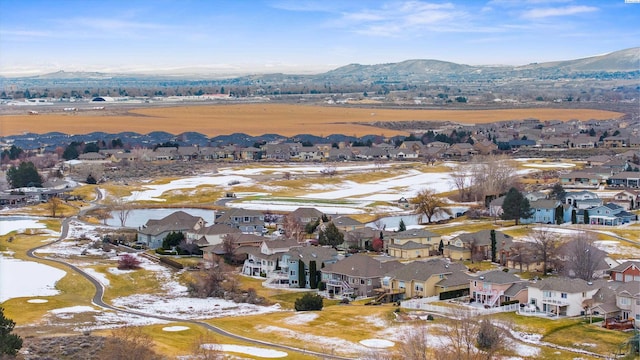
left=117, top=254, right=141, bottom=270
left=294, top=292, right=323, bottom=311
left=160, top=257, right=184, bottom=270
left=0, top=307, right=23, bottom=356
left=427, top=314, right=434, bottom=321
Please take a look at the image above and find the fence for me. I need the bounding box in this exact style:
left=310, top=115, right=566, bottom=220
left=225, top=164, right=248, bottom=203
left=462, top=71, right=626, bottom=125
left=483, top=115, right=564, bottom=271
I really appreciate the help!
left=401, top=298, right=520, bottom=316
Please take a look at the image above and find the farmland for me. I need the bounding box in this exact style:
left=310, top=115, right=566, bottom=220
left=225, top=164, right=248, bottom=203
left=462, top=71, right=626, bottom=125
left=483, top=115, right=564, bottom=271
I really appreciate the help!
left=0, top=103, right=623, bottom=137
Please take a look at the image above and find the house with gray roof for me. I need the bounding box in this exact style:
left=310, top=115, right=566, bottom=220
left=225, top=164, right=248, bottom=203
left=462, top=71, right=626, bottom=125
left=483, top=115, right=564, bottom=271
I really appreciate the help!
left=215, top=208, right=265, bottom=234
left=527, top=277, right=603, bottom=317
left=470, top=270, right=526, bottom=307
left=282, top=246, right=339, bottom=289
left=241, top=238, right=301, bottom=277
left=444, top=230, right=513, bottom=264
left=321, top=254, right=403, bottom=298
left=387, top=229, right=442, bottom=259
left=190, top=223, right=242, bottom=246
left=289, top=207, right=325, bottom=224
left=137, top=211, right=206, bottom=249
left=379, top=259, right=468, bottom=302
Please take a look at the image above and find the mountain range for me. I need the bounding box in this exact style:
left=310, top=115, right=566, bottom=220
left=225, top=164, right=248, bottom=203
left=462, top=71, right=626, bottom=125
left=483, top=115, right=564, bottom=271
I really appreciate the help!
left=1, top=48, right=637, bottom=88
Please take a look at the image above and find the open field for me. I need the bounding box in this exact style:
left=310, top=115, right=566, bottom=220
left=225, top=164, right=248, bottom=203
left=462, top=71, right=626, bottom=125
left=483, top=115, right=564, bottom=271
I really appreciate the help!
left=0, top=103, right=623, bottom=137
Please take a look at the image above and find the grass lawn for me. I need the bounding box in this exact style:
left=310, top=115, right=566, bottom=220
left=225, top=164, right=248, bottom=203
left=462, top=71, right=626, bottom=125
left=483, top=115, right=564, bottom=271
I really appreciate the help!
left=490, top=312, right=632, bottom=357
left=208, top=304, right=396, bottom=356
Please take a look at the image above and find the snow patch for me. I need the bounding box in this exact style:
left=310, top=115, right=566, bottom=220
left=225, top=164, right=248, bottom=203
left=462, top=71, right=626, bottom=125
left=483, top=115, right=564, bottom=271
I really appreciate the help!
left=359, top=339, right=395, bottom=348
left=162, top=326, right=190, bottom=332
left=283, top=312, right=318, bottom=325
left=27, top=299, right=49, bottom=303
left=202, top=344, right=288, bottom=358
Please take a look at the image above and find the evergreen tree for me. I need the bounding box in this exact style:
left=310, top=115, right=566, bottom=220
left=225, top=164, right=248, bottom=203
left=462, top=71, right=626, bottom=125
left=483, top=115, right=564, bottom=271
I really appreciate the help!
left=294, top=292, right=323, bottom=311
left=318, top=222, right=344, bottom=248
left=0, top=307, right=23, bottom=356
left=571, top=209, right=577, bottom=224
left=438, top=239, right=444, bottom=255
left=490, top=229, right=497, bottom=263
left=555, top=205, right=564, bottom=225
left=62, top=144, right=79, bottom=160
left=584, top=210, right=590, bottom=224
left=501, top=188, right=533, bottom=225
left=398, top=219, right=407, bottom=232
left=549, top=183, right=566, bottom=201
left=297, top=260, right=306, bottom=288
left=309, top=260, right=318, bottom=289
left=6, top=161, right=43, bottom=188
left=305, top=219, right=320, bottom=234
left=162, top=231, right=185, bottom=249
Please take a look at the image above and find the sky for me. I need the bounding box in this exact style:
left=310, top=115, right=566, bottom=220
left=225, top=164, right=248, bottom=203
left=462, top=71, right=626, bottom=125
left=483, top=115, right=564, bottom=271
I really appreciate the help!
left=0, top=0, right=638, bottom=76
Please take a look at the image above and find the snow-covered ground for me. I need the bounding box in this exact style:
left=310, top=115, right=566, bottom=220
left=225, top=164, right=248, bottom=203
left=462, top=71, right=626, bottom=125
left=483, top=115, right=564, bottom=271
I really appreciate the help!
left=0, top=255, right=66, bottom=302
left=0, top=216, right=48, bottom=236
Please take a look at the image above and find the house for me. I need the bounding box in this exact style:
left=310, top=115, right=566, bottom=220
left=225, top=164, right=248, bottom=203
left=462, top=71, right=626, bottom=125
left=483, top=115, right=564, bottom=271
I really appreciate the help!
left=609, top=261, right=640, bottom=283
left=521, top=199, right=566, bottom=224
left=241, top=238, right=300, bottom=277
left=321, top=254, right=403, bottom=297
left=344, top=227, right=383, bottom=250
left=443, top=143, right=477, bottom=159
left=283, top=246, right=339, bottom=289
left=611, top=190, right=639, bottom=210
left=602, top=136, right=628, bottom=148
left=190, top=223, right=242, bottom=246
left=559, top=171, right=603, bottom=188
left=579, top=203, right=636, bottom=225
left=444, top=230, right=513, bottom=263
left=469, top=270, right=527, bottom=307
left=527, top=277, right=603, bottom=317
left=215, top=208, right=265, bottom=234
left=554, top=239, right=611, bottom=279
left=77, top=152, right=107, bottom=161
left=564, top=191, right=598, bottom=206
left=611, top=282, right=640, bottom=324
left=331, top=216, right=365, bottom=232
left=489, top=196, right=505, bottom=218
left=505, top=241, right=544, bottom=273
left=609, top=171, right=640, bottom=188
left=137, top=211, right=206, bottom=249
left=387, top=229, right=442, bottom=259
left=201, top=233, right=265, bottom=263
left=473, top=140, right=498, bottom=155
left=289, top=207, right=324, bottom=225
left=525, top=191, right=547, bottom=202
left=379, top=259, right=469, bottom=302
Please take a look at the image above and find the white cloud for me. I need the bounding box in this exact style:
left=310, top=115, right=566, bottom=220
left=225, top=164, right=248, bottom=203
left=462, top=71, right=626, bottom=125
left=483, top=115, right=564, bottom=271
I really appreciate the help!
left=522, top=5, right=598, bottom=19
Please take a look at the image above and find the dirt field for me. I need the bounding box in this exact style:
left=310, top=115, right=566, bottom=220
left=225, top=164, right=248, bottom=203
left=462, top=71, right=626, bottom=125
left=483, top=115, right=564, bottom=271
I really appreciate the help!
left=0, top=103, right=623, bottom=137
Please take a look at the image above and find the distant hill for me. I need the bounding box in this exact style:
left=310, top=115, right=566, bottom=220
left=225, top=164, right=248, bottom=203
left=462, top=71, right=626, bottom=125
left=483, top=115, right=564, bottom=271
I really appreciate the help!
left=3, top=48, right=637, bottom=90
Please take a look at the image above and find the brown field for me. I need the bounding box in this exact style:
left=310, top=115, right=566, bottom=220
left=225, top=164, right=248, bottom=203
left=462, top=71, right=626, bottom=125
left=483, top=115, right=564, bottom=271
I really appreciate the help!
left=0, top=103, right=623, bottom=137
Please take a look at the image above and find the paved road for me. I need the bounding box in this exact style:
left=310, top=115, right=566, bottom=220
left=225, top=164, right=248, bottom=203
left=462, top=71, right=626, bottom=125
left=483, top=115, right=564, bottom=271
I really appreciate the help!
left=25, top=189, right=353, bottom=360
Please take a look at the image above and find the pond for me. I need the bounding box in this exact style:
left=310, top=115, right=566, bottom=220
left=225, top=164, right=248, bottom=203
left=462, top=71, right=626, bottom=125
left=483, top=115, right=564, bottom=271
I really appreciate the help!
left=106, top=208, right=216, bottom=228
left=0, top=255, right=66, bottom=302
left=366, top=207, right=468, bottom=231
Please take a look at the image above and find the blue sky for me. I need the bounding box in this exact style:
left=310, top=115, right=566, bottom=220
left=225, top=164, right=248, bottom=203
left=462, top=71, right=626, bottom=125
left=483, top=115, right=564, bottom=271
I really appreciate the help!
left=0, top=0, right=638, bottom=76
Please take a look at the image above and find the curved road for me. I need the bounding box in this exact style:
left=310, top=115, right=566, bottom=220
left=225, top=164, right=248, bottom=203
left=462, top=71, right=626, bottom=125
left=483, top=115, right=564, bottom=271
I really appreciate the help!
left=26, top=188, right=353, bottom=360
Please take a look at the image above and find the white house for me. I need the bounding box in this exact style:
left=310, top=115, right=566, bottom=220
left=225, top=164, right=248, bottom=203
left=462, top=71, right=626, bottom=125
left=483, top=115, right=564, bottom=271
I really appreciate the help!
left=527, top=277, right=602, bottom=317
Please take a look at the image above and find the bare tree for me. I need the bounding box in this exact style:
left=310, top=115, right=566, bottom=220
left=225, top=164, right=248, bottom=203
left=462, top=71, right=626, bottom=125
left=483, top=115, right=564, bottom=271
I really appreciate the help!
left=47, top=197, right=62, bottom=217
left=559, top=232, right=606, bottom=281
left=509, top=241, right=530, bottom=272
left=282, top=213, right=305, bottom=242
left=396, top=323, right=430, bottom=360
left=191, top=333, right=223, bottom=360
left=530, top=228, right=559, bottom=275
left=104, top=195, right=135, bottom=227
left=450, top=165, right=472, bottom=202
left=467, top=155, right=516, bottom=202
left=99, top=326, right=162, bottom=360
left=412, top=188, right=452, bottom=224
left=435, top=313, right=481, bottom=360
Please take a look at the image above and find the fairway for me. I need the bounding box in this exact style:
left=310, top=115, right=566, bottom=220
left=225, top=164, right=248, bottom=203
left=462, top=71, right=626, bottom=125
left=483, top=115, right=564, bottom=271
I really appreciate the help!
left=0, top=103, right=623, bottom=137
